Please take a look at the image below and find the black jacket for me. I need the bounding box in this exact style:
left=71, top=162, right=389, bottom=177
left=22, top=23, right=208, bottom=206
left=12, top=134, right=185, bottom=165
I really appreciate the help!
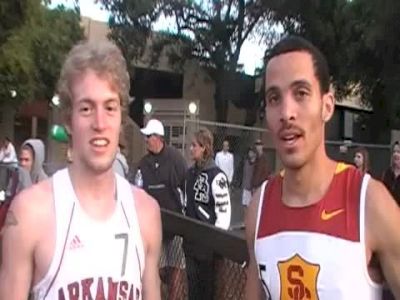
left=139, top=144, right=187, bottom=213
left=185, top=159, right=231, bottom=230
left=382, top=167, right=400, bottom=205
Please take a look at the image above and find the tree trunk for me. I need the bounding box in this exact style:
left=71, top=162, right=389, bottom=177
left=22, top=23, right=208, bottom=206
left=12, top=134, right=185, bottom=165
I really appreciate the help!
left=214, top=73, right=229, bottom=123
left=368, top=83, right=391, bottom=144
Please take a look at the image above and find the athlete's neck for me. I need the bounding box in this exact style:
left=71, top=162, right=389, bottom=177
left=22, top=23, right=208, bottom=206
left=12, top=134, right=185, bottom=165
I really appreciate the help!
left=281, top=150, right=337, bottom=207
left=68, top=163, right=117, bottom=220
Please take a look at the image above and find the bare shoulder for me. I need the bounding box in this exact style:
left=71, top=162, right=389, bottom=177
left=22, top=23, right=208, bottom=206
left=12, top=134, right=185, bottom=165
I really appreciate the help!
left=365, top=177, right=400, bottom=250
left=131, top=186, right=161, bottom=251
left=2, top=178, right=54, bottom=246
left=365, top=177, right=398, bottom=216
left=131, top=186, right=161, bottom=219
left=7, top=179, right=53, bottom=224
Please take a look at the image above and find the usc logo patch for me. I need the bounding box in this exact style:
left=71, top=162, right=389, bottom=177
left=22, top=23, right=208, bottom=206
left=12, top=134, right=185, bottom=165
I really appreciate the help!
left=278, top=254, right=320, bottom=300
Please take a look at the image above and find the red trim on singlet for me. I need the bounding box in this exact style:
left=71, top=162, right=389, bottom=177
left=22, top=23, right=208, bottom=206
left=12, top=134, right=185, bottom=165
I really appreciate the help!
left=44, top=203, right=76, bottom=299
left=257, top=164, right=363, bottom=242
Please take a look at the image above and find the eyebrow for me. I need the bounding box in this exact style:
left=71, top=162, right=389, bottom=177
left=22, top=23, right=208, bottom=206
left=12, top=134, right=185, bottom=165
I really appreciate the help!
left=265, top=79, right=312, bottom=95
left=291, top=79, right=312, bottom=89
left=77, top=98, right=119, bottom=105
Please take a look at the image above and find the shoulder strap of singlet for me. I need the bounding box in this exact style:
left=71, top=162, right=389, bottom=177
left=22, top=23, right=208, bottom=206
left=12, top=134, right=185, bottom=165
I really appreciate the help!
left=116, top=174, right=145, bottom=278
left=359, top=173, right=370, bottom=245
left=41, top=168, right=76, bottom=298
left=254, top=179, right=269, bottom=246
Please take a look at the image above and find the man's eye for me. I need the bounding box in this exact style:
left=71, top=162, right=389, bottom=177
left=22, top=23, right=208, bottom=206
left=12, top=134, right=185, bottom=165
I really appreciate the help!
left=295, top=89, right=309, bottom=99
left=79, top=106, right=91, bottom=113
left=107, top=105, right=117, bottom=112
left=266, top=95, right=279, bottom=104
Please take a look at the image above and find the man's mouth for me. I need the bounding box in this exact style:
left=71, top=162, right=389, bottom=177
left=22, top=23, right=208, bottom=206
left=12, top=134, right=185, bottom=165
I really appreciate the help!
left=90, top=138, right=110, bottom=147
left=280, top=133, right=302, bottom=144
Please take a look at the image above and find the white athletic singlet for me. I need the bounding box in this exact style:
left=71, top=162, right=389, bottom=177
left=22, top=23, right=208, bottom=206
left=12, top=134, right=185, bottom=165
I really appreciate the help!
left=31, top=168, right=145, bottom=300
left=254, top=163, right=382, bottom=300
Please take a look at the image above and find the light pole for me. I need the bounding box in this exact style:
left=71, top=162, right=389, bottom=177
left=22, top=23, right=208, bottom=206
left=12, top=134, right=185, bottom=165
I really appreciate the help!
left=183, top=101, right=199, bottom=157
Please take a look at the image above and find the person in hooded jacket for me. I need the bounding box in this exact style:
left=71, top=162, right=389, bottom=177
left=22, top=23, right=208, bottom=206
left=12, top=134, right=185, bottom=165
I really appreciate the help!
left=19, top=139, right=48, bottom=184
left=184, top=128, right=231, bottom=300
left=113, top=146, right=129, bottom=178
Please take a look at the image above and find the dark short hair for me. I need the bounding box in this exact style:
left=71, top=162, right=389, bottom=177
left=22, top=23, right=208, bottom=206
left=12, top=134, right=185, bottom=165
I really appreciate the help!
left=266, top=35, right=330, bottom=94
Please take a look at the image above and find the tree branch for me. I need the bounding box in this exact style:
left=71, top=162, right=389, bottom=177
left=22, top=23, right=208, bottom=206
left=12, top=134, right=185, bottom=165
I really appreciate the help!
left=224, top=0, right=234, bottom=23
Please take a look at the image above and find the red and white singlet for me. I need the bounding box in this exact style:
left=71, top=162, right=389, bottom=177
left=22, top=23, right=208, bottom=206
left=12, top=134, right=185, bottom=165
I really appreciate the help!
left=254, top=163, right=382, bottom=299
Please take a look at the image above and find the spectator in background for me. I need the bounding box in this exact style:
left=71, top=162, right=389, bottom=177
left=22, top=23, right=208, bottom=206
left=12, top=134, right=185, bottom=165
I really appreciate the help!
left=138, top=118, right=187, bottom=300
left=0, top=137, right=18, bottom=168
left=353, top=146, right=370, bottom=174
left=0, top=137, right=31, bottom=199
left=382, top=141, right=400, bottom=205
left=242, top=146, right=257, bottom=212
left=251, top=139, right=270, bottom=191
left=113, top=145, right=129, bottom=178
left=20, top=139, right=48, bottom=184
left=215, top=139, right=234, bottom=184
left=184, top=128, right=231, bottom=300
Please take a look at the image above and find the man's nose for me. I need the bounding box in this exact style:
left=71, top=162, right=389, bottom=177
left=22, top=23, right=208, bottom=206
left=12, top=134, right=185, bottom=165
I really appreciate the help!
left=92, top=108, right=107, bottom=131
left=279, top=95, right=297, bottom=123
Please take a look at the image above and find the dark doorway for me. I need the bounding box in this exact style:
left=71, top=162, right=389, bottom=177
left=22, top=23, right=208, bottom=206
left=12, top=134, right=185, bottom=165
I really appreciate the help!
left=129, top=68, right=184, bottom=127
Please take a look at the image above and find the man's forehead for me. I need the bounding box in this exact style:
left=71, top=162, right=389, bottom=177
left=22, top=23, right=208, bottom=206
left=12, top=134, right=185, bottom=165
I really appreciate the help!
left=265, top=51, right=316, bottom=88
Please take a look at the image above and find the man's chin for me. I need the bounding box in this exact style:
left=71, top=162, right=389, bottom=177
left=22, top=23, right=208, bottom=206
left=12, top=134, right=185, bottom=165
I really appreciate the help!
left=84, top=160, right=114, bottom=175
left=280, top=155, right=305, bottom=170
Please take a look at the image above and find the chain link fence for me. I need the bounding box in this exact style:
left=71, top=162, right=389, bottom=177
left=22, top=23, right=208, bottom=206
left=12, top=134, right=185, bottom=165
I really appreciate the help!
left=160, top=209, right=248, bottom=300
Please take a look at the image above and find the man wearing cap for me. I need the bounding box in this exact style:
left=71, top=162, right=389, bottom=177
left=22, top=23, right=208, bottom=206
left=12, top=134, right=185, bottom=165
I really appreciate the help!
left=138, top=118, right=187, bottom=299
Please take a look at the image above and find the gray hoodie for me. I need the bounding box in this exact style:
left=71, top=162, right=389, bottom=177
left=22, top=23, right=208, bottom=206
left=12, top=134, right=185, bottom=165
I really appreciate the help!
left=22, top=139, right=48, bottom=184
left=113, top=150, right=129, bottom=178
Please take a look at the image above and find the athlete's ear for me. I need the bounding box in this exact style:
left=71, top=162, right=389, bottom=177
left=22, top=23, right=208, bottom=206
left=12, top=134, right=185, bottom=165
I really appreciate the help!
left=321, top=90, right=335, bottom=123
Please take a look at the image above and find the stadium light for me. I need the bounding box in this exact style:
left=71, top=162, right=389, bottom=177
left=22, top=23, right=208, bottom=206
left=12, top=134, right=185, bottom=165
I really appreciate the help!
left=188, top=101, right=198, bottom=115
left=144, top=101, right=153, bottom=114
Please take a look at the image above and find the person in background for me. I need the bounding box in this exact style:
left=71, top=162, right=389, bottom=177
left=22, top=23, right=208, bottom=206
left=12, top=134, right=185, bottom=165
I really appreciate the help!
left=113, top=145, right=129, bottom=178
left=242, top=146, right=257, bottom=214
left=19, top=139, right=48, bottom=184
left=215, top=139, right=234, bottom=184
left=0, top=138, right=18, bottom=168
left=353, top=146, right=370, bottom=174
left=138, top=118, right=187, bottom=300
left=184, top=128, right=231, bottom=300
left=0, top=137, right=31, bottom=200
left=251, top=139, right=270, bottom=191
left=382, top=141, right=400, bottom=205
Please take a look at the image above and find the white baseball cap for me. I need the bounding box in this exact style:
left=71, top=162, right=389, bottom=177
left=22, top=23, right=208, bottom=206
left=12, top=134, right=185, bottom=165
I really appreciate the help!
left=140, top=119, right=165, bottom=136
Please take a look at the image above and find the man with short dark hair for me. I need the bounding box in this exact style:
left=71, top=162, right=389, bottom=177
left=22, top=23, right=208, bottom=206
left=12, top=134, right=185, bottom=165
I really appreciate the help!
left=245, top=36, right=400, bottom=299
